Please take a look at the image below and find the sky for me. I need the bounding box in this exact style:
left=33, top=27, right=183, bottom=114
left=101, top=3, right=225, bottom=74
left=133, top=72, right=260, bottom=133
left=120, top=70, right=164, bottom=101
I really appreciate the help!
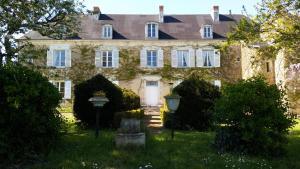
left=82, top=0, right=261, bottom=16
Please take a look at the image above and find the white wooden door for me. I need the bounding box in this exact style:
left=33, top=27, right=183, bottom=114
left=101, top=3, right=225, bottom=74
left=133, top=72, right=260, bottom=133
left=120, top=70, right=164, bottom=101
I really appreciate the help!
left=145, top=81, right=159, bottom=106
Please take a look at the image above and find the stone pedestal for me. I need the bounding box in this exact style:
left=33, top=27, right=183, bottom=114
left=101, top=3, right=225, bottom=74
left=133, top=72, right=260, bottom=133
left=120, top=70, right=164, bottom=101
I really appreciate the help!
left=115, top=118, right=145, bottom=147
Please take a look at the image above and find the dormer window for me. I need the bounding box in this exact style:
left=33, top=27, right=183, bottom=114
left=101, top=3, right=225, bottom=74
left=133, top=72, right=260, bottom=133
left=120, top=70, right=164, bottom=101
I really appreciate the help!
left=102, top=24, right=112, bottom=39
left=145, top=22, right=158, bottom=39
left=201, top=25, right=213, bottom=39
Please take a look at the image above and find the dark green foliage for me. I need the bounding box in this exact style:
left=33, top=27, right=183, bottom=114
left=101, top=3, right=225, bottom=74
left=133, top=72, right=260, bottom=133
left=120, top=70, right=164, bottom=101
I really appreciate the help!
left=113, top=109, right=144, bottom=128
left=121, top=88, right=140, bottom=110
left=214, top=77, right=295, bottom=156
left=0, top=65, right=62, bottom=163
left=73, top=74, right=123, bottom=128
left=170, top=74, right=221, bottom=130
left=1, top=0, right=83, bottom=64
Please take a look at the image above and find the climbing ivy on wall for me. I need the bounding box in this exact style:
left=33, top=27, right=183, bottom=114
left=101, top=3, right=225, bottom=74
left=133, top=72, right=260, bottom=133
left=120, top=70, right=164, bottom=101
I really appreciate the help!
left=21, top=43, right=241, bottom=85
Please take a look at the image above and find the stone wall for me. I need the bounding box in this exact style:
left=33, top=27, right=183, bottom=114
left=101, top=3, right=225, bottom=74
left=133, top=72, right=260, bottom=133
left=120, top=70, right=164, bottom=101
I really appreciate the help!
left=29, top=39, right=243, bottom=106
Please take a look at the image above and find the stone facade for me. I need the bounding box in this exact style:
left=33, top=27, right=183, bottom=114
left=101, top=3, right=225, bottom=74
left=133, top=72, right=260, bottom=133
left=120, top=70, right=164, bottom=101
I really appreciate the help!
left=241, top=45, right=300, bottom=116
left=29, top=39, right=242, bottom=106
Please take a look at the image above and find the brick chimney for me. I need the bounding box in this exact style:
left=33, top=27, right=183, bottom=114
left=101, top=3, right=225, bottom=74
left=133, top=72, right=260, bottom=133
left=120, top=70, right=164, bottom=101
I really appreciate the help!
left=159, top=5, right=164, bottom=23
left=93, top=6, right=101, bottom=15
left=211, top=5, right=219, bottom=22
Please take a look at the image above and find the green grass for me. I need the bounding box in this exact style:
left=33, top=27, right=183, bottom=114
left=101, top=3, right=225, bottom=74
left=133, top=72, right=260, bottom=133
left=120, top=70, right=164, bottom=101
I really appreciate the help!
left=27, top=119, right=300, bottom=169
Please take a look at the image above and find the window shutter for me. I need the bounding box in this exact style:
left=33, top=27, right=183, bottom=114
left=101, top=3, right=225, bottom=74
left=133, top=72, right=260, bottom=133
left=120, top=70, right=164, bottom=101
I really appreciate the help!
left=64, top=80, right=72, bottom=99
left=145, top=24, right=148, bottom=38
left=158, top=49, right=164, bottom=67
left=189, top=48, right=195, bottom=67
left=95, top=50, right=102, bottom=67
left=200, top=26, right=204, bottom=38
left=196, top=49, right=204, bottom=67
left=113, top=49, right=119, bottom=68
left=155, top=24, right=159, bottom=39
left=214, top=80, right=221, bottom=88
left=140, top=48, right=147, bottom=67
left=46, top=49, right=53, bottom=67
left=101, top=26, right=105, bottom=38
left=214, top=49, right=221, bottom=67
left=171, top=49, right=178, bottom=67
left=65, top=49, right=71, bottom=67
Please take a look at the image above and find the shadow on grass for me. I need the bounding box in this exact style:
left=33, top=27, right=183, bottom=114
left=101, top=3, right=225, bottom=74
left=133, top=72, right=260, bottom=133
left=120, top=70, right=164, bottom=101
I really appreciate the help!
left=28, top=122, right=300, bottom=169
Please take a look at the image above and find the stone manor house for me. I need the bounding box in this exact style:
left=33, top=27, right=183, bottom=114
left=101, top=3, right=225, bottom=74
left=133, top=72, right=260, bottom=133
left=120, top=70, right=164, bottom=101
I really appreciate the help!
left=23, top=5, right=290, bottom=110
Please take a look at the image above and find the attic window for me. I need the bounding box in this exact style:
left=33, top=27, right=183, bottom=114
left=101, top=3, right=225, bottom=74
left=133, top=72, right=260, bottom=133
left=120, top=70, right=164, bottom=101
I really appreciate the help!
left=145, top=22, right=158, bottom=39
left=201, top=25, right=213, bottom=39
left=102, top=24, right=112, bottom=39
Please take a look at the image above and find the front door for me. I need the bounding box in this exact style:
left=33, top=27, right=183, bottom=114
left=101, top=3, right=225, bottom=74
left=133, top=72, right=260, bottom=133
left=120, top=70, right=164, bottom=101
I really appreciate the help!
left=145, top=81, right=159, bottom=106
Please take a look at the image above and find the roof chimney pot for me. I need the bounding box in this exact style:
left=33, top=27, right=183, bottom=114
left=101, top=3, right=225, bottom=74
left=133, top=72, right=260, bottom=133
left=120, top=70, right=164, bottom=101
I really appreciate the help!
left=93, top=6, right=101, bottom=14
left=159, top=5, right=164, bottom=23
left=211, top=5, right=219, bottom=22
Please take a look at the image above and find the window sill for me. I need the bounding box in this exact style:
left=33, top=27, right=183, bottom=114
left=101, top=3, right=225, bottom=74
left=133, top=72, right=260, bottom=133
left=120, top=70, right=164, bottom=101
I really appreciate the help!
left=145, top=37, right=159, bottom=40
left=101, top=37, right=113, bottom=40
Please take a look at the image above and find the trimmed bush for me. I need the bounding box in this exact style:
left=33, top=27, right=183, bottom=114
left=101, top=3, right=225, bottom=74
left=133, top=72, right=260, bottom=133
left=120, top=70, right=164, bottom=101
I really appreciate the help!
left=170, top=74, right=221, bottom=130
left=73, top=74, right=123, bottom=128
left=0, top=65, right=62, bottom=163
left=121, top=88, right=140, bottom=110
left=214, top=76, right=295, bottom=156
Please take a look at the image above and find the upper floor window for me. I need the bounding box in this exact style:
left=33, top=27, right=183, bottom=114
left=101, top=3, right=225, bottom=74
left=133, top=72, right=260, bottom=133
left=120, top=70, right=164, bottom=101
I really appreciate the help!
left=201, top=25, right=213, bottom=39
left=203, top=50, right=214, bottom=67
left=171, top=47, right=195, bottom=68
left=95, top=47, right=119, bottom=68
left=177, top=50, right=189, bottom=67
left=47, top=45, right=71, bottom=68
left=147, top=50, right=157, bottom=67
left=196, top=48, right=220, bottom=68
left=102, top=51, right=113, bottom=67
left=145, top=22, right=158, bottom=39
left=54, top=50, right=66, bottom=67
left=102, top=24, right=112, bottom=39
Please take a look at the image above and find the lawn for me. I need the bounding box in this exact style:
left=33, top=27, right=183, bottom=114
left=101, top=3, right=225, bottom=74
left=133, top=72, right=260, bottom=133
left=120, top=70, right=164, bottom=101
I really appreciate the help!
left=28, top=116, right=300, bottom=169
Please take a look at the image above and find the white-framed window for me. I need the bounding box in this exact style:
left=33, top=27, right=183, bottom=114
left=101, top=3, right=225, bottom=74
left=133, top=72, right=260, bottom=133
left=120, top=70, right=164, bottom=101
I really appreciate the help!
left=47, top=45, right=71, bottom=68
left=102, top=50, right=113, bottom=67
left=53, top=50, right=66, bottom=67
left=53, top=81, right=65, bottom=96
left=140, top=47, right=163, bottom=68
left=50, top=80, right=72, bottom=99
left=177, top=50, right=189, bottom=67
left=102, top=25, right=112, bottom=39
left=147, top=50, right=157, bottom=67
left=95, top=47, right=119, bottom=68
left=146, top=22, right=158, bottom=39
left=203, top=50, right=214, bottom=67
left=201, top=25, right=213, bottom=39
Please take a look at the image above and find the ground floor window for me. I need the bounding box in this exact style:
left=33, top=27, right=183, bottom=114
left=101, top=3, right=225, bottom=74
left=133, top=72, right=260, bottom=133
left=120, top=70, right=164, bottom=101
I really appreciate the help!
left=53, top=81, right=65, bottom=96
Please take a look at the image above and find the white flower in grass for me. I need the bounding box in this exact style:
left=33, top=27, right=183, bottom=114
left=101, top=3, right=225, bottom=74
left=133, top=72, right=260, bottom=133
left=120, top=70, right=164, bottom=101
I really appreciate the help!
left=81, top=161, right=86, bottom=167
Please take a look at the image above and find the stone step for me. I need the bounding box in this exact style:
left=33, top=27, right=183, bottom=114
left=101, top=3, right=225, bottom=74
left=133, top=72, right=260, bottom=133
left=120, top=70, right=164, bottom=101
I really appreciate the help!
left=143, top=106, right=163, bottom=131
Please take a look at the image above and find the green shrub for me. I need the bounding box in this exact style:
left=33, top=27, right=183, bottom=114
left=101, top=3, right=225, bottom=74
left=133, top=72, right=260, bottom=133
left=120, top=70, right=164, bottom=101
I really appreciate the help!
left=113, top=109, right=144, bottom=128
left=170, top=74, right=221, bottom=130
left=73, top=74, right=123, bottom=128
left=214, top=76, right=295, bottom=156
left=0, top=65, right=62, bottom=163
left=121, top=88, right=140, bottom=110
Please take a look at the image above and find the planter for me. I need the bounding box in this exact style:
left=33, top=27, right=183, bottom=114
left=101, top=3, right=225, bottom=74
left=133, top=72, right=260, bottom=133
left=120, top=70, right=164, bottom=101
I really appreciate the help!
left=115, top=118, right=145, bottom=147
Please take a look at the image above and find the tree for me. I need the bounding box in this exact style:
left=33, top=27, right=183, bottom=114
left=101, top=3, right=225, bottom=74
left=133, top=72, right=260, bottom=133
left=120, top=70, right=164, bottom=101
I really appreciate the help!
left=0, top=65, right=62, bottom=164
left=214, top=77, right=295, bottom=156
left=0, top=0, right=84, bottom=65
left=228, top=0, right=300, bottom=59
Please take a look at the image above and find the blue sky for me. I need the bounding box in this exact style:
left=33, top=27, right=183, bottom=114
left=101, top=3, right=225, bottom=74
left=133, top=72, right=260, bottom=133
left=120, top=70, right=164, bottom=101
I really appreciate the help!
left=82, top=0, right=261, bottom=16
